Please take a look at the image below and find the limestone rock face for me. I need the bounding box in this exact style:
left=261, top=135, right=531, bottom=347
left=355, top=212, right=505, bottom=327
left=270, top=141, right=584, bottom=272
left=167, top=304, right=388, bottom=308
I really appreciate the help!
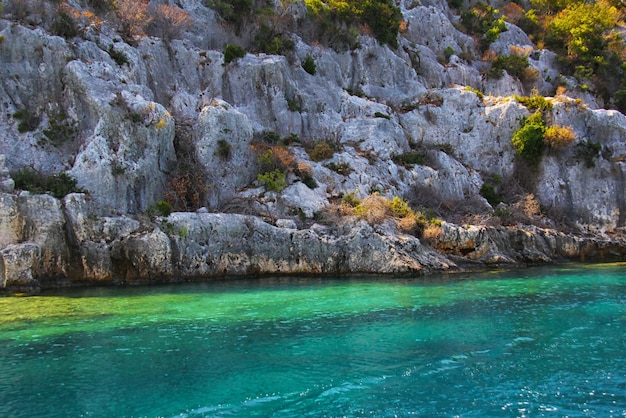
left=65, top=62, right=176, bottom=213
left=534, top=105, right=626, bottom=231
left=193, top=100, right=257, bottom=209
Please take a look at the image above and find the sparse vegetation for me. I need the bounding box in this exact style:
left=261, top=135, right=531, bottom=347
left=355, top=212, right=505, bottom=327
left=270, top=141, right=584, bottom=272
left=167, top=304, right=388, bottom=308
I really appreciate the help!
left=116, top=0, right=152, bottom=41
left=304, top=0, right=402, bottom=48
left=149, top=4, right=193, bottom=41
left=460, top=3, right=507, bottom=50
left=12, top=169, right=82, bottom=198
left=543, top=125, right=576, bottom=148
left=257, top=169, right=287, bottom=192
left=325, top=161, right=354, bottom=176
left=480, top=183, right=502, bottom=206
left=51, top=12, right=81, bottom=39
left=393, top=151, right=424, bottom=168
left=13, top=109, right=39, bottom=133
left=302, top=55, right=317, bottom=75
left=253, top=22, right=295, bottom=55
left=108, top=45, right=129, bottom=66
left=465, top=86, right=484, bottom=100
left=164, top=120, right=208, bottom=211
left=146, top=200, right=173, bottom=218
left=350, top=193, right=430, bottom=235
left=491, top=54, right=530, bottom=79
left=307, top=141, right=335, bottom=162
left=514, top=94, right=553, bottom=112
left=223, top=44, right=246, bottom=64
left=42, top=110, right=78, bottom=147
left=575, top=140, right=602, bottom=168
left=511, top=111, right=546, bottom=166
left=216, top=139, right=232, bottom=160
left=207, top=0, right=259, bottom=33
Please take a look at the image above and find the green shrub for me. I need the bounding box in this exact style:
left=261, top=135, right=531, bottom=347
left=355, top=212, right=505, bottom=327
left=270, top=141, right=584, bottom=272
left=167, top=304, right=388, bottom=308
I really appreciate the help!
left=480, top=183, right=502, bottom=206
left=615, top=88, right=626, bottom=114
left=42, top=110, right=78, bottom=147
left=360, top=0, right=402, bottom=48
left=52, top=12, right=81, bottom=39
left=257, top=169, right=287, bottom=192
left=511, top=111, right=546, bottom=166
left=392, top=151, right=424, bottom=168
left=307, top=142, right=335, bottom=162
left=223, top=43, right=245, bottom=64
left=443, top=46, right=455, bottom=62
left=216, top=139, right=232, bottom=160
left=325, top=161, right=353, bottom=175
left=108, top=45, right=129, bottom=66
left=491, top=54, right=530, bottom=79
left=388, top=196, right=412, bottom=218
left=465, top=86, right=484, bottom=100
left=304, top=0, right=402, bottom=48
left=574, top=140, right=602, bottom=168
left=207, top=0, right=255, bottom=32
left=12, top=169, right=81, bottom=198
left=253, top=23, right=295, bottom=55
left=287, top=98, right=301, bottom=112
left=460, top=4, right=507, bottom=49
left=258, top=130, right=281, bottom=144
left=374, top=112, right=390, bottom=120
left=146, top=200, right=173, bottom=217
left=514, top=94, right=553, bottom=112
left=342, top=191, right=361, bottom=207
left=13, top=109, right=39, bottom=133
left=302, top=55, right=317, bottom=75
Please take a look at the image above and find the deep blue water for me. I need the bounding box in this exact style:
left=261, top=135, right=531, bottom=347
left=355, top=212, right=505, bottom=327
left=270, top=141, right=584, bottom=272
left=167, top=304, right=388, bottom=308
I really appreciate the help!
left=0, top=264, right=625, bottom=417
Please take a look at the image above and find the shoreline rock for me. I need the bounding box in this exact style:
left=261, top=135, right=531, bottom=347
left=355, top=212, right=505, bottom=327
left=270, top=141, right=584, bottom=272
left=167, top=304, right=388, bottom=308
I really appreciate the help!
left=1, top=192, right=624, bottom=295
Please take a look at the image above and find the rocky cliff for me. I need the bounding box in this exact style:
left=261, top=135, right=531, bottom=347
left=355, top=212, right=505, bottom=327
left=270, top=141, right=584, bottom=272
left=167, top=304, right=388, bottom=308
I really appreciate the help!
left=0, top=0, right=625, bottom=293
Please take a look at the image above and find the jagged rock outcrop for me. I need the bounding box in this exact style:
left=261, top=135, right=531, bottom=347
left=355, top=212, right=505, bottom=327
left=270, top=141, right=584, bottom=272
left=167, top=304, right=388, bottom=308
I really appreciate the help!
left=1, top=192, right=625, bottom=294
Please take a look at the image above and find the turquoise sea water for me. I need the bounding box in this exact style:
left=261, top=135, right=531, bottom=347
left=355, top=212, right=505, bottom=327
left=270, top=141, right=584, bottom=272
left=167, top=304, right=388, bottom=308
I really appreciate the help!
left=0, top=264, right=625, bottom=417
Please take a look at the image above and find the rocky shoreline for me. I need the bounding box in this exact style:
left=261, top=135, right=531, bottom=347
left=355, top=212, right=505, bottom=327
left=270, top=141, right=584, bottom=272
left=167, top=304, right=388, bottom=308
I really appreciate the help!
left=2, top=191, right=624, bottom=295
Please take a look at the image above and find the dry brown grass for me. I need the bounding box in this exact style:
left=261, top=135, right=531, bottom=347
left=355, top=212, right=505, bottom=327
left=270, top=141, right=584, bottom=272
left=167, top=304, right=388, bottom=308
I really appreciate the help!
left=422, top=223, right=443, bottom=240
left=355, top=193, right=389, bottom=224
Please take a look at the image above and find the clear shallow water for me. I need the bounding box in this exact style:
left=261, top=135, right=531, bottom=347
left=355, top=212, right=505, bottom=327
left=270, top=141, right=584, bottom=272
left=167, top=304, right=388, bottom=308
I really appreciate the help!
left=1, top=264, right=625, bottom=417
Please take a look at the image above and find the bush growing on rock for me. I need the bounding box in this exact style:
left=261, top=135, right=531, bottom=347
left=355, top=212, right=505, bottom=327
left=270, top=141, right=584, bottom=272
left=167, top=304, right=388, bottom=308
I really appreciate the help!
left=146, top=200, right=173, bottom=218
left=148, top=4, right=193, bottom=41
left=116, top=0, right=152, bottom=41
left=350, top=193, right=428, bottom=235
left=13, top=109, right=39, bottom=133
left=460, top=3, right=507, bottom=50
left=304, top=0, right=402, bottom=48
left=511, top=111, right=546, bottom=166
left=514, top=93, right=553, bottom=112
left=302, top=55, right=317, bottom=75
left=307, top=141, right=335, bottom=162
left=12, top=169, right=82, bottom=198
left=223, top=44, right=246, bottom=64
left=491, top=54, right=531, bottom=79
left=253, top=23, right=295, bottom=55
left=574, top=140, right=602, bottom=168
left=392, top=151, right=424, bottom=168
left=257, top=169, right=287, bottom=192
left=543, top=125, right=576, bottom=148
